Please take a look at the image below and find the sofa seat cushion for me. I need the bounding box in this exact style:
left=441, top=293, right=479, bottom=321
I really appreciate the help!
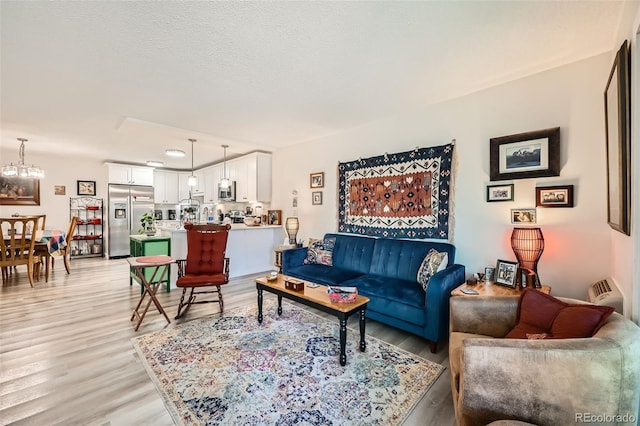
left=284, top=264, right=364, bottom=286
left=342, top=274, right=426, bottom=326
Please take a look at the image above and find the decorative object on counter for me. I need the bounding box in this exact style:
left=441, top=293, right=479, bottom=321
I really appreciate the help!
left=312, top=191, right=322, bottom=205
left=476, top=271, right=485, bottom=281
left=510, top=208, right=536, bottom=224
left=490, top=127, right=560, bottom=181
left=285, top=217, right=299, bottom=244
left=243, top=216, right=261, bottom=226
left=536, top=185, right=574, bottom=208
left=2, top=137, right=45, bottom=178
left=338, top=143, right=455, bottom=240
left=77, top=180, right=96, bottom=196
left=486, top=183, right=514, bottom=202
left=139, top=212, right=156, bottom=236
left=604, top=41, right=631, bottom=236
left=267, top=209, right=282, bottom=225
left=219, top=144, right=231, bottom=189
left=511, top=227, right=544, bottom=275
left=0, top=175, right=40, bottom=206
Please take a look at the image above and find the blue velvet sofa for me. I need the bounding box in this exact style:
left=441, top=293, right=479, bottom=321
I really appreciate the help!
left=282, top=233, right=465, bottom=352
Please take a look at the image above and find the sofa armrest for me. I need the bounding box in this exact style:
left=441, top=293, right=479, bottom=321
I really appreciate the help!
left=281, top=247, right=308, bottom=273
left=459, top=337, right=638, bottom=426
left=450, top=296, right=519, bottom=338
left=424, top=263, right=465, bottom=343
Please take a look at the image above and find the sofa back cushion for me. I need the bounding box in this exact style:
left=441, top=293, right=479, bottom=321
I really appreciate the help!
left=324, top=233, right=376, bottom=274
left=369, top=238, right=455, bottom=282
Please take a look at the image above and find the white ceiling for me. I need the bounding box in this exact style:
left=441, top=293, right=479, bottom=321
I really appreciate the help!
left=0, top=1, right=627, bottom=170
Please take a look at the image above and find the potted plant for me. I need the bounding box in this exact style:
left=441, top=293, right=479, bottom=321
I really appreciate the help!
left=139, top=212, right=156, bottom=236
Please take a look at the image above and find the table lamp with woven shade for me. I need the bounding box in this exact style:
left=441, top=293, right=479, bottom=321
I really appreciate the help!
left=511, top=227, right=545, bottom=278
left=285, top=217, right=299, bottom=245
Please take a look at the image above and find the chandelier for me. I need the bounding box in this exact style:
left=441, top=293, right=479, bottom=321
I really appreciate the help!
left=2, top=138, right=45, bottom=178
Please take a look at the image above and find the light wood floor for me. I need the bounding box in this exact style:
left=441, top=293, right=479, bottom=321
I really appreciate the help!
left=0, top=257, right=455, bottom=426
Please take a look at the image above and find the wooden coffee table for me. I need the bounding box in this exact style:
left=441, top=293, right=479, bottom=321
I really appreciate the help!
left=255, top=274, right=369, bottom=366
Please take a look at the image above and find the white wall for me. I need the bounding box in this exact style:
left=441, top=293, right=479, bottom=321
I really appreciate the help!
left=272, top=52, right=612, bottom=300
left=0, top=151, right=108, bottom=231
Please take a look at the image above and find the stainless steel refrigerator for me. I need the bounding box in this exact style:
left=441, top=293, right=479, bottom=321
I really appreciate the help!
left=108, top=184, right=155, bottom=258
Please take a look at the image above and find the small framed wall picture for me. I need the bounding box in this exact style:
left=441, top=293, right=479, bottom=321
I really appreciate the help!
left=77, top=180, right=96, bottom=196
left=310, top=172, right=324, bottom=188
left=495, top=259, right=519, bottom=288
left=54, top=185, right=66, bottom=195
left=511, top=208, right=536, bottom=224
left=536, top=185, right=574, bottom=208
left=486, top=183, right=514, bottom=202
left=312, top=191, right=323, bottom=205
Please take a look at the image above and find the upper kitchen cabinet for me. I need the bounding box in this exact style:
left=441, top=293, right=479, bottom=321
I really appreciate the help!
left=178, top=169, right=205, bottom=199
left=228, top=153, right=272, bottom=202
left=203, top=165, right=222, bottom=204
left=106, top=163, right=154, bottom=186
left=154, top=170, right=179, bottom=204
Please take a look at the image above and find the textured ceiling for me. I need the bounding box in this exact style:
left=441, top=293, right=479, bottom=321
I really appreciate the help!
left=0, top=1, right=627, bottom=169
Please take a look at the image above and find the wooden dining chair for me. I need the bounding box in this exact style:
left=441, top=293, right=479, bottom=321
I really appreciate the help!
left=32, top=214, right=50, bottom=281
left=175, top=223, right=231, bottom=319
left=50, top=216, right=78, bottom=274
left=1, top=216, right=41, bottom=287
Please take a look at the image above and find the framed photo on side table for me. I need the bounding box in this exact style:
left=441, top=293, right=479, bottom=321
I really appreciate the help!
left=490, top=127, right=560, bottom=181
left=495, top=259, right=519, bottom=288
left=77, top=180, right=96, bottom=196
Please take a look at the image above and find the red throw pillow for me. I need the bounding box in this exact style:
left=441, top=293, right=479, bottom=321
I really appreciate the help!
left=550, top=305, right=614, bottom=338
left=505, top=288, right=614, bottom=339
left=505, top=288, right=565, bottom=338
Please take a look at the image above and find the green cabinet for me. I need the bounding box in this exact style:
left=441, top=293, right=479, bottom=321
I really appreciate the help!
left=129, top=235, right=171, bottom=292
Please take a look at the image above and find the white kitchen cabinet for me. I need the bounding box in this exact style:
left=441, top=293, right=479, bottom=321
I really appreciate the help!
left=154, top=170, right=179, bottom=204
left=106, top=163, right=154, bottom=186
left=226, top=153, right=272, bottom=202
left=203, top=165, right=222, bottom=204
left=178, top=169, right=205, bottom=198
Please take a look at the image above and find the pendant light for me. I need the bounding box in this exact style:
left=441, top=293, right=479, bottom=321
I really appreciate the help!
left=219, top=144, right=231, bottom=189
left=2, top=138, right=45, bottom=178
left=187, top=138, right=197, bottom=187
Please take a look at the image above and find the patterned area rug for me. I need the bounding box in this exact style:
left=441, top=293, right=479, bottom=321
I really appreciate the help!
left=131, top=302, right=444, bottom=426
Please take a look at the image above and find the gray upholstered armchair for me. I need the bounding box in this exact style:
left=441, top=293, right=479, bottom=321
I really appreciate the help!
left=449, top=295, right=640, bottom=426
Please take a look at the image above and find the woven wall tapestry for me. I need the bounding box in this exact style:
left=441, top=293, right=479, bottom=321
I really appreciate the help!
left=338, top=143, right=454, bottom=240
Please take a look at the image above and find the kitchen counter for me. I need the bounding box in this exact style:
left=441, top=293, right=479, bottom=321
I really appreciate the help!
left=157, top=223, right=283, bottom=232
left=158, top=223, right=286, bottom=280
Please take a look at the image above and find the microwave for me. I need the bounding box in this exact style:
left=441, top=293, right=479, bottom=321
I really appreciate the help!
left=218, top=181, right=236, bottom=201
